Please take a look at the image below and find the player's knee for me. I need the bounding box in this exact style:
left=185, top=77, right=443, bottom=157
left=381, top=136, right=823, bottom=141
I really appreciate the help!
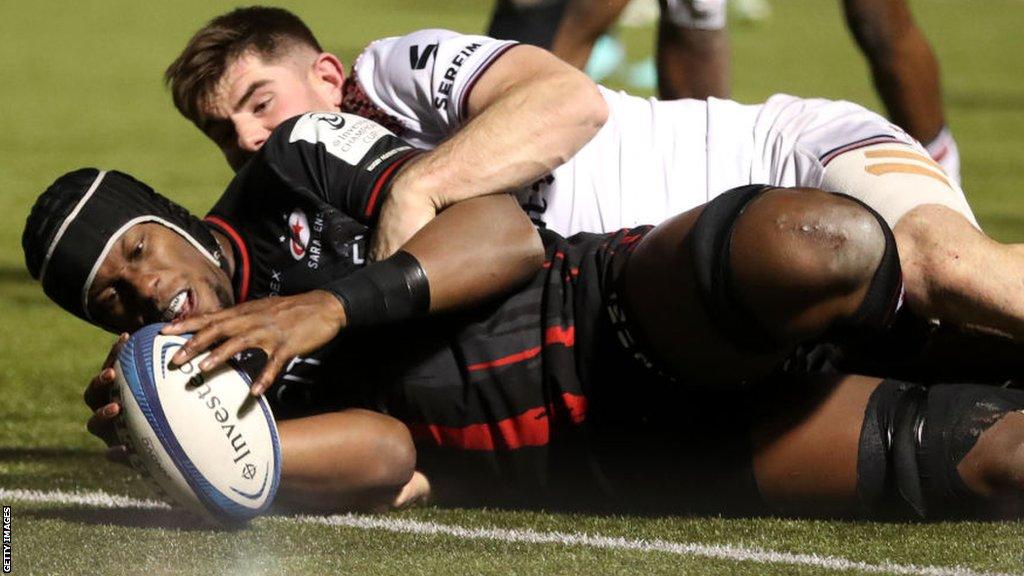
left=691, top=185, right=898, bottom=350
left=961, top=412, right=1024, bottom=499
left=732, top=188, right=889, bottom=311
left=757, top=188, right=885, bottom=290
left=858, top=380, right=1024, bottom=519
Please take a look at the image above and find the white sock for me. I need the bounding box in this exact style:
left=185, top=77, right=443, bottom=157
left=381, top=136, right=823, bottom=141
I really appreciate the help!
left=924, top=126, right=961, bottom=185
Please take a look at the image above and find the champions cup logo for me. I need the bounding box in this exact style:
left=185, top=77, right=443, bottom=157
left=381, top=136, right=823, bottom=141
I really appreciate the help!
left=287, top=209, right=310, bottom=260
left=311, top=113, right=345, bottom=130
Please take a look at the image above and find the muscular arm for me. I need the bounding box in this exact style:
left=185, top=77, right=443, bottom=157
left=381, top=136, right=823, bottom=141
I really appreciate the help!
left=167, top=112, right=542, bottom=388
left=274, top=409, right=419, bottom=512
left=398, top=45, right=606, bottom=206
left=398, top=193, right=544, bottom=312
left=167, top=193, right=543, bottom=392
left=320, top=193, right=544, bottom=328
left=372, top=45, right=607, bottom=258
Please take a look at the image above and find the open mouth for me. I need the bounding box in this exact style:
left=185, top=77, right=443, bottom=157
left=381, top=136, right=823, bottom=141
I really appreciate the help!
left=163, top=289, right=195, bottom=323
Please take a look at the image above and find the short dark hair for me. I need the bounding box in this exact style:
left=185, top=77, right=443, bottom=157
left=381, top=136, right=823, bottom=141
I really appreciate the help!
left=165, top=6, right=323, bottom=128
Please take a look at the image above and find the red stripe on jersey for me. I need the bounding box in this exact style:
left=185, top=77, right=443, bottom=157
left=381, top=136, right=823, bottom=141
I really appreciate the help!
left=408, top=405, right=546, bottom=450
left=364, top=151, right=420, bottom=219
left=203, top=215, right=250, bottom=303
left=408, top=392, right=587, bottom=450
left=466, top=345, right=541, bottom=371
left=557, top=391, right=588, bottom=425
left=542, top=251, right=566, bottom=269
left=467, top=324, right=575, bottom=371
left=545, top=325, right=575, bottom=346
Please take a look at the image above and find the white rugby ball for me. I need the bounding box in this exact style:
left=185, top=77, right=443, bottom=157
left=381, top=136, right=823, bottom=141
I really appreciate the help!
left=112, top=323, right=281, bottom=524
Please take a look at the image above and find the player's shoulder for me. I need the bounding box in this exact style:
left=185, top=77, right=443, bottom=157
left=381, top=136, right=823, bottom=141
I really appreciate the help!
left=354, top=28, right=514, bottom=76
left=262, top=112, right=397, bottom=166
left=354, top=29, right=463, bottom=71
left=358, top=29, right=467, bottom=56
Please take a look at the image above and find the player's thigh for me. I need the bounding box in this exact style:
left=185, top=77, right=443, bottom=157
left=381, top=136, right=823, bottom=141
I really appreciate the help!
left=750, top=373, right=879, bottom=516
left=622, top=204, right=786, bottom=386
left=821, top=141, right=977, bottom=230
left=821, top=141, right=987, bottom=309
left=622, top=184, right=889, bottom=384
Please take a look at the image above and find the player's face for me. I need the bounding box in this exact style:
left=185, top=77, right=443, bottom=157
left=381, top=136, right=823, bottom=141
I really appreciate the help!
left=201, top=51, right=344, bottom=171
left=86, top=223, right=234, bottom=333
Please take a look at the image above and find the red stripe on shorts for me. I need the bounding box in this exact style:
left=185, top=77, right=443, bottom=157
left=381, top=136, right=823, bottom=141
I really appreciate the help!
left=408, top=392, right=587, bottom=450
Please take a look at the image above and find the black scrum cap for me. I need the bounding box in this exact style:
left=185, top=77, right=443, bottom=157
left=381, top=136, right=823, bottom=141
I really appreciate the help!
left=23, top=168, right=224, bottom=327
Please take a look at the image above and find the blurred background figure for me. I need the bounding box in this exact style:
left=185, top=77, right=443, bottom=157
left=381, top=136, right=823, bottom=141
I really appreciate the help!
left=485, top=0, right=960, bottom=183
left=552, top=0, right=732, bottom=99
left=486, top=0, right=569, bottom=48
left=843, top=0, right=960, bottom=183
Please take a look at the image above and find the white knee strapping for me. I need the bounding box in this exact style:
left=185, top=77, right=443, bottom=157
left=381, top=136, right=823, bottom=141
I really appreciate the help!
left=663, top=0, right=727, bottom=29
left=821, top=143, right=979, bottom=230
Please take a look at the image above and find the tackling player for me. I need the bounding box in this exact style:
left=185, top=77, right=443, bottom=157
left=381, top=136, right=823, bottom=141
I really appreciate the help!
left=494, top=0, right=960, bottom=183
left=164, top=7, right=1024, bottom=349
left=487, top=0, right=569, bottom=49
left=23, top=111, right=1024, bottom=519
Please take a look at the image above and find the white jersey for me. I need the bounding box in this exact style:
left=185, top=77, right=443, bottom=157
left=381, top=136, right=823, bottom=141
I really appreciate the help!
left=344, top=29, right=976, bottom=236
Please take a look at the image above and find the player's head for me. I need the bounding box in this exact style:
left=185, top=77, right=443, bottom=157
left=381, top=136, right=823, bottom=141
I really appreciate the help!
left=23, top=169, right=235, bottom=334
left=166, top=6, right=345, bottom=170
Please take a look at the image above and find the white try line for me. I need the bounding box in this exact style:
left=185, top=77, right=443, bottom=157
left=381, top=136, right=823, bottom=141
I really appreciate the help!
left=0, top=487, right=1018, bottom=576
left=0, top=488, right=168, bottom=510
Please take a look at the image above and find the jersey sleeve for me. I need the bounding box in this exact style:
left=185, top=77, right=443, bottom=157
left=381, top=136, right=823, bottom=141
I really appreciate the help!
left=352, top=29, right=519, bottom=136
left=257, top=112, right=421, bottom=223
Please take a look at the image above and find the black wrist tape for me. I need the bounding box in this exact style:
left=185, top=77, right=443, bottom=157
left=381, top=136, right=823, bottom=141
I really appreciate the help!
left=327, top=250, right=430, bottom=328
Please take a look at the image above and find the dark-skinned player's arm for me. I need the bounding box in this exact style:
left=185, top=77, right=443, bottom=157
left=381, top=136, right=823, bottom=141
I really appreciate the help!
left=163, top=113, right=543, bottom=393
left=84, top=339, right=432, bottom=511
left=166, top=193, right=540, bottom=394
left=274, top=409, right=431, bottom=513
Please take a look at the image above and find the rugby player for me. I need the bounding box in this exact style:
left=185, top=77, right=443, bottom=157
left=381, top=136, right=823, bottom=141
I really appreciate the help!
left=164, top=8, right=1024, bottom=347
left=550, top=0, right=730, bottom=100
left=492, top=0, right=959, bottom=182
left=487, top=0, right=569, bottom=49
left=23, top=112, right=1024, bottom=519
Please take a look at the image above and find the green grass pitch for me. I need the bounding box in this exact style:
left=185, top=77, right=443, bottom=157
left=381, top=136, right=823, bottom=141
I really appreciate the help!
left=1, top=0, right=1023, bottom=574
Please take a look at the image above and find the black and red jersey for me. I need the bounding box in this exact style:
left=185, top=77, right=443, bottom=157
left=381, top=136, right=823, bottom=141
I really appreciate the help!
left=207, top=112, right=420, bottom=302
left=205, top=111, right=710, bottom=507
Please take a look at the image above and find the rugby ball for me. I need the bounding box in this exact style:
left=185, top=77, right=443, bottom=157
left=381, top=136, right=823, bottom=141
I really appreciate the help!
left=112, top=323, right=281, bottom=525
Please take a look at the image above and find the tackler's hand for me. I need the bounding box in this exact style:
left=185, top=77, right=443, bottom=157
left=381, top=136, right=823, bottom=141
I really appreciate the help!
left=370, top=186, right=437, bottom=262
left=161, top=290, right=346, bottom=396
left=83, top=332, right=131, bottom=465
